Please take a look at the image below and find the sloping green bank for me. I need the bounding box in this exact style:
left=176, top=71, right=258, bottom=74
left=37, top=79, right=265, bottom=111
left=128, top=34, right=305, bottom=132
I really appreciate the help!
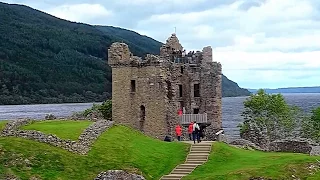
left=185, top=142, right=320, bottom=180
left=0, top=125, right=188, bottom=180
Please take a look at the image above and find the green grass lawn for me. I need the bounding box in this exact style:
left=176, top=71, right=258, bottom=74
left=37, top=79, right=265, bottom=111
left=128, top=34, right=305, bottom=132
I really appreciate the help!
left=185, top=142, right=320, bottom=180
left=0, top=125, right=189, bottom=180
left=0, top=121, right=8, bottom=131
left=21, top=120, right=92, bottom=140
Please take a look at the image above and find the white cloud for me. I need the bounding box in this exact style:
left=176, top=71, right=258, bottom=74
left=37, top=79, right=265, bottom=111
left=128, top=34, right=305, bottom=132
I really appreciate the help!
left=48, top=4, right=112, bottom=23
left=134, top=0, right=320, bottom=88
left=215, top=50, right=320, bottom=88
left=2, top=0, right=320, bottom=89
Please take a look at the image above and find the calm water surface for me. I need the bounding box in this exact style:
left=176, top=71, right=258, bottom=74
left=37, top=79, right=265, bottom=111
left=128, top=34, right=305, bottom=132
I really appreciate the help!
left=1, top=93, right=320, bottom=138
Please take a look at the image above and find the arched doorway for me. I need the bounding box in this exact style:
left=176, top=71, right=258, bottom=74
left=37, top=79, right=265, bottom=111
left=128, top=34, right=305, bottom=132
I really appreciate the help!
left=140, top=105, right=146, bottom=132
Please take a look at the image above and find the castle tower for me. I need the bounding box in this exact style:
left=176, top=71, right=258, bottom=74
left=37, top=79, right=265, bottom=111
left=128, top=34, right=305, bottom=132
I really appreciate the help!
left=108, top=34, right=222, bottom=141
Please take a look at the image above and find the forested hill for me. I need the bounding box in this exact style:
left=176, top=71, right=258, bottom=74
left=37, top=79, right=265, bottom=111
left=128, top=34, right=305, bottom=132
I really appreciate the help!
left=0, top=2, right=250, bottom=105
left=222, top=75, right=250, bottom=97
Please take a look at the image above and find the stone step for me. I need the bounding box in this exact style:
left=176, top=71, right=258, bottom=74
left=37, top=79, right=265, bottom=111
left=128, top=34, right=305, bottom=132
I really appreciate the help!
left=191, top=146, right=211, bottom=149
left=161, top=174, right=184, bottom=179
left=175, top=165, right=196, bottom=170
left=188, top=153, right=209, bottom=155
left=161, top=142, right=213, bottom=180
left=177, top=164, right=198, bottom=168
left=191, top=145, right=211, bottom=148
left=187, top=156, right=208, bottom=160
left=190, top=148, right=210, bottom=152
left=190, top=150, right=211, bottom=153
left=192, top=143, right=212, bottom=146
left=160, top=177, right=181, bottom=180
left=174, top=167, right=195, bottom=171
left=170, top=170, right=191, bottom=175
left=188, top=154, right=209, bottom=157
left=185, top=160, right=205, bottom=164
left=186, top=159, right=206, bottom=163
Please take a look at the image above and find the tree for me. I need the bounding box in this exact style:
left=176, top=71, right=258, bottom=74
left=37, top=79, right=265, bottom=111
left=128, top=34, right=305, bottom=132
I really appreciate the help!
left=239, top=89, right=301, bottom=141
left=301, top=107, right=320, bottom=142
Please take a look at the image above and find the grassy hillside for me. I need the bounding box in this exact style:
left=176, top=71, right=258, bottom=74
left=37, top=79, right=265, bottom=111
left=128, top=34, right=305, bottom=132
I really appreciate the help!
left=0, top=122, right=188, bottom=180
left=185, top=142, right=320, bottom=180
left=0, top=2, right=250, bottom=105
left=2, top=120, right=320, bottom=179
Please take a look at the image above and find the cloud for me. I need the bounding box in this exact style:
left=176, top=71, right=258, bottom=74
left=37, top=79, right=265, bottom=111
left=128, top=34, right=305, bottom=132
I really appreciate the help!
left=2, top=0, right=320, bottom=89
left=47, top=3, right=112, bottom=23
left=215, top=50, right=320, bottom=88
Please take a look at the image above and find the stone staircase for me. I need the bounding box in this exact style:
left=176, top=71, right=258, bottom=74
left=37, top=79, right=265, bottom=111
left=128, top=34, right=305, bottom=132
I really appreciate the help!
left=160, top=141, right=212, bottom=180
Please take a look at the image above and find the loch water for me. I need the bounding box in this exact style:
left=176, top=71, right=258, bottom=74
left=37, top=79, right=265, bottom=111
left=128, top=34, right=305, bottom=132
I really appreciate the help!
left=1, top=93, right=320, bottom=139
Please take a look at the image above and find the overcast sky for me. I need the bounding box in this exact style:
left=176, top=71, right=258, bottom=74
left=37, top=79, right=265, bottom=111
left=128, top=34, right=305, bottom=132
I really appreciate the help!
left=2, top=0, right=320, bottom=89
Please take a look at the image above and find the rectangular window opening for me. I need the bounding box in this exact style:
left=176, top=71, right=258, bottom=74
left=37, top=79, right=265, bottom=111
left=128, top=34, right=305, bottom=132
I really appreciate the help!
left=194, top=83, right=200, bottom=97
left=179, top=84, right=183, bottom=97
left=180, top=66, right=184, bottom=74
left=193, top=108, right=199, bottom=114
left=180, top=101, right=184, bottom=109
left=131, top=80, right=136, bottom=92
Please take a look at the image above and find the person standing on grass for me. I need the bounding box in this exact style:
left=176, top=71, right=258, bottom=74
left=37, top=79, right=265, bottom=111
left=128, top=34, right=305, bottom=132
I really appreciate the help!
left=188, top=122, right=194, bottom=140
left=175, top=124, right=182, bottom=141
left=192, top=121, right=200, bottom=144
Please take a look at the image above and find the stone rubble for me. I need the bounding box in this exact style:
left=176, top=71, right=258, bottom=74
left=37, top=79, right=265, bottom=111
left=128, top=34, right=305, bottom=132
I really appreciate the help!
left=94, top=170, right=145, bottom=180
left=229, top=138, right=266, bottom=151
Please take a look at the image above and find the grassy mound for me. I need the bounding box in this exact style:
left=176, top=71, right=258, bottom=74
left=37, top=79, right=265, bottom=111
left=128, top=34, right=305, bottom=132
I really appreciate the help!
left=0, top=121, right=7, bottom=131
left=21, top=120, right=92, bottom=140
left=0, top=125, right=189, bottom=180
left=185, top=142, right=320, bottom=180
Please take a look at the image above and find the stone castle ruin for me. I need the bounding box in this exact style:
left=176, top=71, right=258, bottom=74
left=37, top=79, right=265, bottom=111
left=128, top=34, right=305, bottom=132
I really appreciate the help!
left=108, top=33, right=222, bottom=140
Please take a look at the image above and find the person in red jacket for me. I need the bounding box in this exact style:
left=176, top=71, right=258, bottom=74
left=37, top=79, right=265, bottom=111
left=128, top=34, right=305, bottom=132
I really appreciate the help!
left=175, top=124, right=182, bottom=141
left=177, top=108, right=183, bottom=116
left=188, top=122, right=194, bottom=140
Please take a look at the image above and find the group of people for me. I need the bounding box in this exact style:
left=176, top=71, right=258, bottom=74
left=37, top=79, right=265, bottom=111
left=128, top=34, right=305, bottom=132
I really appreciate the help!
left=175, top=121, right=204, bottom=144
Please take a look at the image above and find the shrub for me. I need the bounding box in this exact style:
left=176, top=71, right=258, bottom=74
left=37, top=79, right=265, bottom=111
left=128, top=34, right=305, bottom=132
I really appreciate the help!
left=99, top=100, right=112, bottom=120
left=80, top=99, right=112, bottom=120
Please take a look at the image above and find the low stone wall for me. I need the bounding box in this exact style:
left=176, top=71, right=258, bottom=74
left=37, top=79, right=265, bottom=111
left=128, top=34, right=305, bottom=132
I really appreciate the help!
left=1, top=119, right=113, bottom=155
left=228, top=137, right=320, bottom=155
left=95, top=170, right=145, bottom=180
left=229, top=138, right=266, bottom=151
left=269, top=139, right=313, bottom=154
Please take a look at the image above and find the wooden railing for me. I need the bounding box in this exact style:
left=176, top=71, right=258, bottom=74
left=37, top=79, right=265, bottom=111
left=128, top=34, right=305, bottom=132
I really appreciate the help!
left=180, top=113, right=207, bottom=124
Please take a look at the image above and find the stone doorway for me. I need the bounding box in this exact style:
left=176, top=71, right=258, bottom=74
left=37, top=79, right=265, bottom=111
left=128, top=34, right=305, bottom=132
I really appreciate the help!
left=139, top=105, right=146, bottom=132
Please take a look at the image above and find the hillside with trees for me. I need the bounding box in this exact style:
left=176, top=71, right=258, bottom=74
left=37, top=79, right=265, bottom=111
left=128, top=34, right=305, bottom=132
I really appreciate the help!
left=0, top=2, right=250, bottom=105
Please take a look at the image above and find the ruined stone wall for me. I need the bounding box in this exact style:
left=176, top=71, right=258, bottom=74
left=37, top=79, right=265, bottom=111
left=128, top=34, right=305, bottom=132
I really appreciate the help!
left=111, top=66, right=169, bottom=139
left=1, top=119, right=113, bottom=155
left=201, top=61, right=222, bottom=140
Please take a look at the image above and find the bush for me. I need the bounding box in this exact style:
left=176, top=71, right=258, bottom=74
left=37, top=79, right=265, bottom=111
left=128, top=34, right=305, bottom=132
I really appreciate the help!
left=81, top=99, right=112, bottom=120
left=99, top=100, right=112, bottom=120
